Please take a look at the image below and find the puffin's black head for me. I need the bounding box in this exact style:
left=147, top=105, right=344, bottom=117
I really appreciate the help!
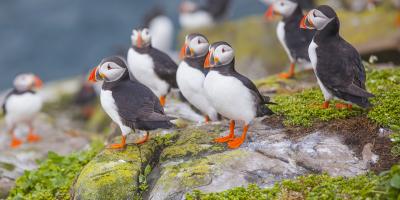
left=300, top=5, right=338, bottom=30
left=265, top=0, right=299, bottom=20
left=131, top=27, right=151, bottom=48
left=88, top=56, right=128, bottom=83
left=179, top=33, right=209, bottom=59
left=13, top=73, right=43, bottom=92
left=204, top=41, right=234, bottom=69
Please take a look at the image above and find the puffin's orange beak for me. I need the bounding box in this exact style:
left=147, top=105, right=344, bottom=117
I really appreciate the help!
left=137, top=32, right=143, bottom=48
left=264, top=5, right=274, bottom=21
left=204, top=51, right=211, bottom=68
left=300, top=14, right=308, bottom=29
left=34, top=76, right=43, bottom=88
left=88, top=66, right=98, bottom=82
left=179, top=44, right=187, bottom=60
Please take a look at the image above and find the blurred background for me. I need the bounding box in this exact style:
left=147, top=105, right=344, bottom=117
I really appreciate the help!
left=0, top=0, right=267, bottom=90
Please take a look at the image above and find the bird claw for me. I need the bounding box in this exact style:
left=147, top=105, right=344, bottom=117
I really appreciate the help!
left=227, top=137, right=245, bottom=149
left=214, top=135, right=234, bottom=143
left=27, top=133, right=41, bottom=143
left=335, top=103, right=352, bottom=110
left=279, top=72, right=294, bottom=79
left=134, top=135, right=149, bottom=145
left=107, top=143, right=126, bottom=149
left=10, top=138, right=23, bottom=148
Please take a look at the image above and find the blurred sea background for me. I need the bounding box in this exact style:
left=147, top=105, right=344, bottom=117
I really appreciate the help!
left=0, top=0, right=265, bottom=90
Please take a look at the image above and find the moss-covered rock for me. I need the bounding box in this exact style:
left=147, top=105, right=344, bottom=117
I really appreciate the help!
left=72, top=138, right=164, bottom=200
left=160, top=127, right=225, bottom=162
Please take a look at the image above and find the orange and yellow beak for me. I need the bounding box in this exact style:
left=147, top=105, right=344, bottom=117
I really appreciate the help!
left=88, top=66, right=105, bottom=82
left=33, top=76, right=43, bottom=88
left=300, top=12, right=314, bottom=29
left=204, top=50, right=219, bottom=69
left=264, top=5, right=275, bottom=21
left=179, top=44, right=194, bottom=60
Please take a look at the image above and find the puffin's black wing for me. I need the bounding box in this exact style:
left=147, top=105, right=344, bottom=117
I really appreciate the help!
left=233, top=72, right=275, bottom=116
left=1, top=89, right=17, bottom=115
left=149, top=48, right=178, bottom=88
left=203, top=0, right=231, bottom=20
left=316, top=39, right=374, bottom=108
left=111, top=80, right=174, bottom=131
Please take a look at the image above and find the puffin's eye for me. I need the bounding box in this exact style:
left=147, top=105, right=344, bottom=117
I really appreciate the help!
left=222, top=48, right=225, bottom=53
left=198, top=39, right=201, bottom=44
left=107, top=65, right=112, bottom=70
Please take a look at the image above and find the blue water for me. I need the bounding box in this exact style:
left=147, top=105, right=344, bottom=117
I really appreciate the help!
left=0, top=0, right=265, bottom=90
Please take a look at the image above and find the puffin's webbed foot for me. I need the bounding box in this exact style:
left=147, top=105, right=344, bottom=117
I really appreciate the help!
left=227, top=124, right=248, bottom=149
left=159, top=96, right=166, bottom=107
left=107, top=136, right=126, bottom=149
left=335, top=103, right=352, bottom=110
left=321, top=101, right=330, bottom=109
left=214, top=120, right=235, bottom=143
left=279, top=63, right=295, bottom=79
left=10, top=137, right=23, bottom=148
left=27, top=133, right=41, bottom=143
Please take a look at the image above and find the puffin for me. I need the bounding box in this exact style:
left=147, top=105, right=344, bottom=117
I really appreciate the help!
left=88, top=56, right=175, bottom=149
left=176, top=33, right=218, bottom=123
left=2, top=73, right=43, bottom=148
left=179, top=0, right=231, bottom=30
left=265, top=0, right=315, bottom=79
left=142, top=6, right=175, bottom=54
left=127, top=28, right=178, bottom=107
left=203, top=42, right=274, bottom=149
left=300, top=5, right=374, bottom=109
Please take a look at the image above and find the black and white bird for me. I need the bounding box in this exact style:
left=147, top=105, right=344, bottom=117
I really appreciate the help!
left=2, top=73, right=43, bottom=148
left=142, top=6, right=175, bottom=54
left=176, top=33, right=218, bottom=123
left=179, top=0, right=231, bottom=29
left=203, top=42, right=274, bottom=149
left=300, top=5, right=374, bottom=109
left=266, top=0, right=315, bottom=79
left=88, top=56, right=174, bottom=149
left=127, top=28, right=178, bottom=107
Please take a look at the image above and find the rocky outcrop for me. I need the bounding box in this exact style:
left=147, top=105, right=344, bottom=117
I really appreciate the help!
left=72, top=119, right=376, bottom=200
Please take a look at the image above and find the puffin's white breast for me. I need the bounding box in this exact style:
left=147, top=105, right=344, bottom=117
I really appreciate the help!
left=277, top=21, right=294, bottom=62
left=204, top=71, right=256, bottom=124
left=177, top=61, right=218, bottom=120
left=100, top=89, right=131, bottom=135
left=179, top=11, right=214, bottom=29
left=5, top=92, right=42, bottom=126
left=309, top=40, right=333, bottom=100
left=127, top=48, right=169, bottom=97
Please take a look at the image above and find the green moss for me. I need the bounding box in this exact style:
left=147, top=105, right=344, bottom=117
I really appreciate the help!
left=366, top=68, right=400, bottom=129
left=270, top=68, right=400, bottom=127
left=158, top=150, right=248, bottom=191
left=7, top=141, right=104, bottom=200
left=186, top=173, right=382, bottom=199
left=160, top=128, right=224, bottom=161
left=271, top=88, right=363, bottom=127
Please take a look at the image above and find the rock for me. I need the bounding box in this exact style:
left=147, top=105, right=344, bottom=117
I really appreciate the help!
left=0, top=177, right=14, bottom=199
left=0, top=114, right=89, bottom=197
left=72, top=135, right=168, bottom=200
left=73, top=119, right=375, bottom=199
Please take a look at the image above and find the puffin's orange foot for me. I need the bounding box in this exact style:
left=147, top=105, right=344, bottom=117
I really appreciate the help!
left=204, top=116, right=210, bottom=124
left=321, top=101, right=330, bottom=109
left=227, top=137, right=245, bottom=149
left=10, top=138, right=23, bottom=148
left=159, top=96, right=166, bottom=107
left=335, top=103, right=352, bottom=110
left=214, top=135, right=234, bottom=143
left=107, top=143, right=126, bottom=149
left=279, top=72, right=295, bottom=79
left=27, top=133, right=41, bottom=143
left=135, top=134, right=149, bottom=145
